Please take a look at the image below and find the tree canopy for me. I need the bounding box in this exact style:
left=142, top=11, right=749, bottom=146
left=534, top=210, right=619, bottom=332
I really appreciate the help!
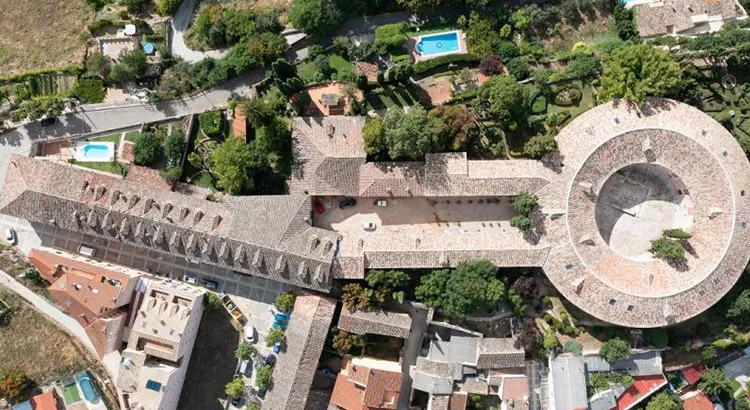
left=699, top=368, right=735, bottom=401
left=363, top=117, right=386, bottom=156
left=366, top=270, right=410, bottom=305
left=225, top=378, right=245, bottom=398
left=164, top=130, right=186, bottom=165
left=415, top=259, right=505, bottom=319
left=474, top=75, right=530, bottom=131
left=132, top=132, right=164, bottom=166
left=646, top=392, right=681, bottom=410
left=275, top=292, right=296, bottom=313
left=288, top=0, right=343, bottom=36
left=209, top=139, right=268, bottom=194
left=599, top=338, right=631, bottom=362
left=235, top=342, right=257, bottom=360
left=599, top=44, right=681, bottom=105
left=383, top=105, right=443, bottom=160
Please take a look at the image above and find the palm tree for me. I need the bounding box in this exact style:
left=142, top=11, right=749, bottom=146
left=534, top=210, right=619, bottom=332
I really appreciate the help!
left=239, top=97, right=273, bottom=139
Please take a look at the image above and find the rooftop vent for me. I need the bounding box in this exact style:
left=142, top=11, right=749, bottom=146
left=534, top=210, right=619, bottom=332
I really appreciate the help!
left=95, top=186, right=106, bottom=201
left=180, top=207, right=189, bottom=221
left=162, top=202, right=173, bottom=218
left=110, top=190, right=120, bottom=205
left=193, top=210, right=204, bottom=225
left=211, top=215, right=222, bottom=230
left=128, top=194, right=140, bottom=210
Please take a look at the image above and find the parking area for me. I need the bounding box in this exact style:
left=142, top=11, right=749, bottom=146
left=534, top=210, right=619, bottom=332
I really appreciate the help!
left=314, top=196, right=518, bottom=234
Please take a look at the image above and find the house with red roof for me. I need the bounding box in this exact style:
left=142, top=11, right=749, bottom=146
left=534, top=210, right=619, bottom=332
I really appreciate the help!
left=30, top=391, right=58, bottom=410
left=682, top=391, right=714, bottom=410
left=28, top=248, right=142, bottom=358
left=682, top=363, right=708, bottom=387
left=330, top=356, right=402, bottom=410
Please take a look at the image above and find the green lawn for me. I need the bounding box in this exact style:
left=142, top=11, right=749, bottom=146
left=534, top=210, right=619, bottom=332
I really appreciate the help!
left=365, top=85, right=425, bottom=110
left=63, top=383, right=81, bottom=404
left=546, top=81, right=596, bottom=118
left=90, top=133, right=122, bottom=144
left=72, top=161, right=127, bottom=175
left=329, top=54, right=354, bottom=77
left=298, top=61, right=320, bottom=84
left=124, top=131, right=141, bottom=142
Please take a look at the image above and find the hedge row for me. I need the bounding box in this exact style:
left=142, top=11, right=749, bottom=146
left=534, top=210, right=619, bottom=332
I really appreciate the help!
left=0, top=66, right=80, bottom=83
left=413, top=53, right=481, bottom=75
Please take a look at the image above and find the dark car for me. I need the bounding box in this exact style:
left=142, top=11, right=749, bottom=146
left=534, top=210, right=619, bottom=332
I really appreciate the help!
left=339, top=198, right=357, bottom=209
left=230, top=396, right=242, bottom=407
left=40, top=117, right=57, bottom=127
left=264, top=355, right=276, bottom=366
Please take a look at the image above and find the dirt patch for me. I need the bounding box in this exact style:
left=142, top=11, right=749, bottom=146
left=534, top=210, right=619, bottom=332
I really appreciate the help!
left=0, top=244, right=52, bottom=301
left=177, top=307, right=241, bottom=410
left=0, top=285, right=83, bottom=383
left=0, top=0, right=94, bottom=75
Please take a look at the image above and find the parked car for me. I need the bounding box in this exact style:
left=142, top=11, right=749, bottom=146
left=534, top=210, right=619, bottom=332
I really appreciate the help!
left=314, top=199, right=325, bottom=214
left=230, top=395, right=242, bottom=407
left=182, top=274, right=198, bottom=284
left=239, top=359, right=252, bottom=376
left=4, top=229, right=16, bottom=245
left=339, top=198, right=357, bottom=209
left=200, top=279, right=218, bottom=290
left=257, top=389, right=267, bottom=400
left=362, top=221, right=377, bottom=231
left=273, top=343, right=281, bottom=354
left=264, top=355, right=276, bottom=366
left=272, top=322, right=288, bottom=331
left=77, top=244, right=96, bottom=257
left=244, top=325, right=256, bottom=343
left=274, top=313, right=290, bottom=323
left=374, top=199, right=387, bottom=207
left=40, top=117, right=56, bottom=127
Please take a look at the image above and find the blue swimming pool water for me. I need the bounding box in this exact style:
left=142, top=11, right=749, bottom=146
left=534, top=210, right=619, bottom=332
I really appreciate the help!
left=81, top=144, right=112, bottom=160
left=416, top=31, right=460, bottom=56
left=77, top=373, right=100, bottom=403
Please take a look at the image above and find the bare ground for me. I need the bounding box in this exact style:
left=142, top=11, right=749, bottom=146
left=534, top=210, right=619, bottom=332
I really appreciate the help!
left=0, top=0, right=94, bottom=75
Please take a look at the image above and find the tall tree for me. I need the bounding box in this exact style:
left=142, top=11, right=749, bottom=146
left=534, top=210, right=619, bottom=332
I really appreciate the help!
left=383, top=105, right=443, bottom=160
left=699, top=368, right=735, bottom=400
left=646, top=392, right=681, bottom=410
left=599, top=44, right=681, bottom=105
left=209, top=139, right=268, bottom=194
left=288, top=0, right=343, bottom=36
left=415, top=259, right=505, bottom=319
left=599, top=338, right=631, bottom=362
left=474, top=75, right=530, bottom=131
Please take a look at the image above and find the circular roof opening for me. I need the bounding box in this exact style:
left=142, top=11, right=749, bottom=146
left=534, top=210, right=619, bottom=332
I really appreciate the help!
left=595, top=163, right=693, bottom=261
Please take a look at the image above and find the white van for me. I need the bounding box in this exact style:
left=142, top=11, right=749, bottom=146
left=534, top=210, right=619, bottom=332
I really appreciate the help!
left=77, top=244, right=96, bottom=257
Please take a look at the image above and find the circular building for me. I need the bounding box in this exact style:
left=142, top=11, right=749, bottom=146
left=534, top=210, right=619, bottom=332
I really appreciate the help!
left=539, top=99, right=750, bottom=328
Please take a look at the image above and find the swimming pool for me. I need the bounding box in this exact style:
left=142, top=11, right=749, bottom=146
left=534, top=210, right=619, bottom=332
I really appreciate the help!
left=77, top=372, right=100, bottom=403
left=416, top=31, right=461, bottom=57
left=75, top=142, right=115, bottom=162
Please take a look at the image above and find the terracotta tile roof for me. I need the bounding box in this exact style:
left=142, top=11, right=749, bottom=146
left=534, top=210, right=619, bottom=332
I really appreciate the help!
left=263, top=293, right=336, bottom=410
left=682, top=391, right=714, bottom=410
left=330, top=363, right=402, bottom=410
left=355, top=62, right=379, bottom=82
left=337, top=307, right=412, bottom=338
left=634, top=0, right=741, bottom=37
left=681, top=363, right=708, bottom=385
left=615, top=375, right=668, bottom=410
left=2, top=155, right=340, bottom=293
left=502, top=376, right=529, bottom=401
left=30, top=391, right=57, bottom=410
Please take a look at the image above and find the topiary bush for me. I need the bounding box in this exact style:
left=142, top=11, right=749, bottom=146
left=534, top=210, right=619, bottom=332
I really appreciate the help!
left=531, top=95, right=547, bottom=114
left=413, top=53, right=481, bottom=75
left=553, top=83, right=582, bottom=106
left=199, top=110, right=224, bottom=138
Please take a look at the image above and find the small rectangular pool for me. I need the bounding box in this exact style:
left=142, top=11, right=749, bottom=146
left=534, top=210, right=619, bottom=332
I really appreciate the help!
left=416, top=30, right=462, bottom=57
left=73, top=141, right=115, bottom=163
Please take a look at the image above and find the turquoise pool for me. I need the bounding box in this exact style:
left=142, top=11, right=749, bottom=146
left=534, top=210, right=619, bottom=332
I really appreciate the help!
left=76, top=142, right=114, bottom=162
left=77, top=373, right=100, bottom=403
left=416, top=31, right=461, bottom=57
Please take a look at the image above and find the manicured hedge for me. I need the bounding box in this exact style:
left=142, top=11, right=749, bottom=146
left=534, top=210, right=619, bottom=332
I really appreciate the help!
left=0, top=66, right=80, bottom=83
left=73, top=78, right=105, bottom=103
left=413, top=53, right=481, bottom=75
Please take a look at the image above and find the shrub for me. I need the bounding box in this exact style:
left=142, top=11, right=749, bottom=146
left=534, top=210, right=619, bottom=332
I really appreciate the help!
left=332, top=329, right=365, bottom=354
left=164, top=130, right=186, bottom=164
left=650, top=237, right=685, bottom=260
left=531, top=95, right=547, bottom=114
left=156, top=0, right=182, bottom=15
left=375, top=23, right=407, bottom=51
left=199, top=110, right=224, bottom=137
left=506, top=57, right=529, bottom=80
left=701, top=345, right=718, bottom=362
left=553, top=84, right=582, bottom=106
left=600, top=338, right=631, bottom=362
left=644, top=329, right=669, bottom=348
left=479, top=55, right=503, bottom=76
left=543, top=328, right=558, bottom=351
left=511, top=193, right=538, bottom=215
left=255, top=365, right=273, bottom=389
left=510, top=215, right=531, bottom=231
left=235, top=342, right=257, bottom=360
left=275, top=292, right=296, bottom=313
left=132, top=132, right=163, bottom=166
left=265, top=328, right=285, bottom=347
left=413, top=53, right=481, bottom=75
left=0, top=371, right=28, bottom=402
left=664, top=229, right=692, bottom=239
left=564, top=340, right=583, bottom=356
left=524, top=133, right=556, bottom=158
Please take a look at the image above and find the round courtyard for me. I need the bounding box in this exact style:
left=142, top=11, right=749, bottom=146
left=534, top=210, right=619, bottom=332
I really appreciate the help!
left=538, top=99, right=750, bottom=327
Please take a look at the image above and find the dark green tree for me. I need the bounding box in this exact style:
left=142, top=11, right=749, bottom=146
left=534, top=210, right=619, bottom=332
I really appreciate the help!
left=383, top=105, right=443, bottom=160
left=265, top=328, right=285, bottom=347
left=599, top=338, right=631, bottom=362
left=474, top=75, right=530, bottom=131
left=646, top=392, right=681, bottom=410
left=511, top=192, right=539, bottom=215
left=255, top=365, right=273, bottom=389
left=164, top=130, right=186, bottom=165
left=600, top=44, right=681, bottom=105
left=510, top=215, right=532, bottom=231
left=235, top=342, right=257, bottom=360
left=275, top=292, right=296, bottom=313
left=363, top=117, right=386, bottom=156
left=415, top=260, right=505, bottom=320
left=132, top=132, right=163, bottom=166
left=210, top=139, right=268, bottom=194
left=288, top=0, right=342, bottom=36
left=366, top=270, right=409, bottom=305
left=699, top=368, right=735, bottom=401
left=650, top=237, right=685, bottom=261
